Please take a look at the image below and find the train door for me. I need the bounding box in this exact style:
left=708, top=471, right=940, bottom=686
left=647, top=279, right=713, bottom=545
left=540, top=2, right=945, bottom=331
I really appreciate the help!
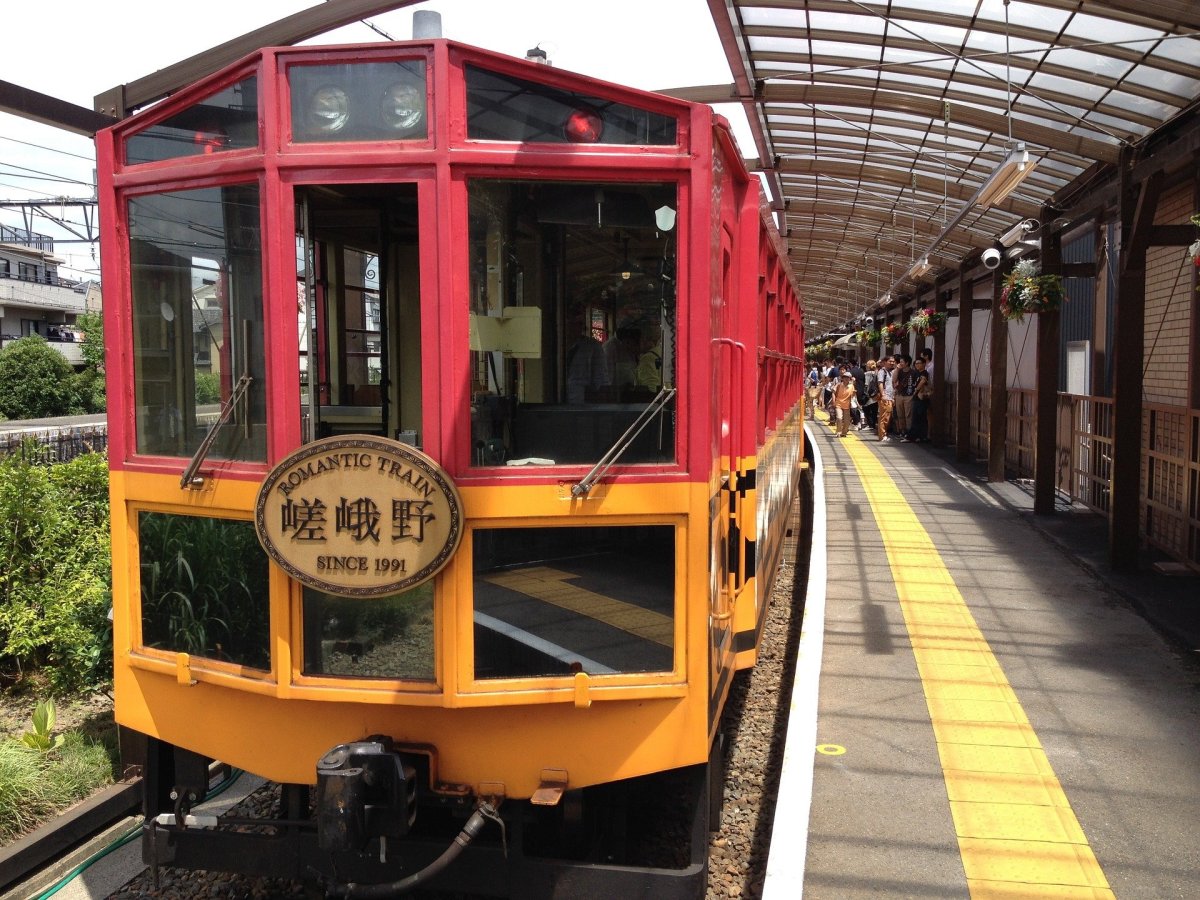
left=296, top=183, right=422, bottom=446
left=710, top=229, right=737, bottom=693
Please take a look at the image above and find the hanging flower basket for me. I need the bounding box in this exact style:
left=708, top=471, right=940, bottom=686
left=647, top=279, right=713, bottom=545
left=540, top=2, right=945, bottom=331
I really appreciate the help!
left=883, top=322, right=908, bottom=343
left=1000, top=260, right=1064, bottom=322
left=907, top=307, right=947, bottom=337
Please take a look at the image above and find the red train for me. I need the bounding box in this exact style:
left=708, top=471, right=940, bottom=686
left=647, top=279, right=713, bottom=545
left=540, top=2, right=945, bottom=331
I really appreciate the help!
left=99, top=33, right=805, bottom=897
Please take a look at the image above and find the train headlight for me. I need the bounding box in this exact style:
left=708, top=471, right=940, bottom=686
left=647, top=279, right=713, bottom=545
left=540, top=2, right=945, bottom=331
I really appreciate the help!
left=380, top=82, right=425, bottom=135
left=564, top=107, right=603, bottom=143
left=307, top=85, right=350, bottom=134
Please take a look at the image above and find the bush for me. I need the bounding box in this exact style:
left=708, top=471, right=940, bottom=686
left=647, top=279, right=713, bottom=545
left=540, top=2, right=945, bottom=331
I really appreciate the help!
left=0, top=336, right=79, bottom=419
left=194, top=371, right=221, bottom=405
left=0, top=452, right=112, bottom=693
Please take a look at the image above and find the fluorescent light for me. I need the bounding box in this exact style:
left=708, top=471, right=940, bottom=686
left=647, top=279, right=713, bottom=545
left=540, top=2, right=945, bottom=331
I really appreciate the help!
left=909, top=256, right=932, bottom=278
left=973, top=145, right=1038, bottom=210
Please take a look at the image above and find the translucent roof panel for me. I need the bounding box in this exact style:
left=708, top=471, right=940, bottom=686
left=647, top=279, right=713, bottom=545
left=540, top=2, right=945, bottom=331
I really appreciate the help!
left=710, top=0, right=1200, bottom=335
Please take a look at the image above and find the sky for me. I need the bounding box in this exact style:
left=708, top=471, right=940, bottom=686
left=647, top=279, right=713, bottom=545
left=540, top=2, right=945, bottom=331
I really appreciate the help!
left=0, top=0, right=745, bottom=280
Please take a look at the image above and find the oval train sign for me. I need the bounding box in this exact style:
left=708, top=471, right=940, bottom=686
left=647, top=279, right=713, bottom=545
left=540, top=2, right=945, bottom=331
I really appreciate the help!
left=255, top=436, right=463, bottom=597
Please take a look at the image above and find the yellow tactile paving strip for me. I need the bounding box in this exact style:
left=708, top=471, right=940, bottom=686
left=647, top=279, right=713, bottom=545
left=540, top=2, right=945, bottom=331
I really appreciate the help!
left=838, top=432, right=1114, bottom=899
left=482, top=566, right=674, bottom=646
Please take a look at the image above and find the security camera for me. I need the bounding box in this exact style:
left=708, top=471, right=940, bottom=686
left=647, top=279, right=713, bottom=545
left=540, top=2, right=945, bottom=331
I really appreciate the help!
left=864, top=315, right=875, bottom=325
left=982, top=247, right=1002, bottom=270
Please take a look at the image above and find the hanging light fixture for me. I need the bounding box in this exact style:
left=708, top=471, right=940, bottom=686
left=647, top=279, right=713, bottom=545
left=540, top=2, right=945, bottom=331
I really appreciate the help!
left=973, top=143, right=1038, bottom=209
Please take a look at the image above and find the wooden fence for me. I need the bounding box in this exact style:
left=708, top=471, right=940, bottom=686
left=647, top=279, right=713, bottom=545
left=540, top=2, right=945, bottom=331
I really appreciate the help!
left=949, top=383, right=1197, bottom=571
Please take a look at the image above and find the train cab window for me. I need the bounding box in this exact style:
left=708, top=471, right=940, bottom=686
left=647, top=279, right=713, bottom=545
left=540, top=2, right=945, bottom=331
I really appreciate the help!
left=467, top=179, right=677, bottom=467
left=125, top=76, right=259, bottom=164
left=137, top=512, right=270, bottom=671
left=465, top=66, right=676, bottom=145
left=289, top=61, right=427, bottom=143
left=300, top=584, right=435, bottom=680
left=128, top=185, right=267, bottom=462
left=472, top=525, right=675, bottom=678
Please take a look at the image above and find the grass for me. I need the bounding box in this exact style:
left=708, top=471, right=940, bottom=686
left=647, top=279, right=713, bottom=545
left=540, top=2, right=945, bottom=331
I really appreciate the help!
left=0, top=733, right=114, bottom=842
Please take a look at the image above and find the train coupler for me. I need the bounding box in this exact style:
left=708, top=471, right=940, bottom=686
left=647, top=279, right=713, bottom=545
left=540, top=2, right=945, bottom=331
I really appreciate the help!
left=315, top=737, right=418, bottom=853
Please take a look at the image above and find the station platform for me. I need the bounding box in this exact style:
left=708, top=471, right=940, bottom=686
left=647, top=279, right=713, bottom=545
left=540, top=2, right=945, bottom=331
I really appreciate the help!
left=772, top=410, right=1200, bottom=899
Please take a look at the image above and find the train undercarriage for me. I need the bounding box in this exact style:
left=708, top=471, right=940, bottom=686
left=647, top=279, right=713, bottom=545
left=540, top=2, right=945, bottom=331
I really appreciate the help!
left=140, top=735, right=722, bottom=899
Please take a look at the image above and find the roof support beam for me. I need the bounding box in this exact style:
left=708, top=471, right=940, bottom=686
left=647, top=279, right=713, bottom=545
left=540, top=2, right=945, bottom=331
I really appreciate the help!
left=1034, top=203, right=1062, bottom=515
left=704, top=0, right=784, bottom=213
left=1110, top=152, right=1159, bottom=570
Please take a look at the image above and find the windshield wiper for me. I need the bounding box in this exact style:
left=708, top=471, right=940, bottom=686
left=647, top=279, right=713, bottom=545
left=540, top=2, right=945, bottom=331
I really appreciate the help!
left=180, top=374, right=253, bottom=489
left=571, top=387, right=676, bottom=498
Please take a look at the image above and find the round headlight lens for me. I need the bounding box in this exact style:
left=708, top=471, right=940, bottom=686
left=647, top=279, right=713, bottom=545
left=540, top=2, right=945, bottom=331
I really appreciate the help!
left=308, top=85, right=350, bottom=134
left=380, top=82, right=425, bottom=135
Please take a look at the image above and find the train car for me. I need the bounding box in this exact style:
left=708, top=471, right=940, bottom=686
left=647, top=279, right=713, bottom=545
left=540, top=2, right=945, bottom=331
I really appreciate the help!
left=98, top=34, right=805, bottom=898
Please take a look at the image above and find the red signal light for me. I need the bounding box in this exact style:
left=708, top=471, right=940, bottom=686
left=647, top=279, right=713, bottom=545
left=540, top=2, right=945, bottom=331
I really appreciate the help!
left=564, top=108, right=603, bottom=143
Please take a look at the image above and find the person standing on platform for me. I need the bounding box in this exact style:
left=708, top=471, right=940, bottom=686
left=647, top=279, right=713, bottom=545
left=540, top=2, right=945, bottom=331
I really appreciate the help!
left=906, top=356, right=931, bottom=443
left=919, top=347, right=934, bottom=382
left=892, top=354, right=915, bottom=437
left=849, top=357, right=866, bottom=429
left=862, top=359, right=880, bottom=432
left=876, top=357, right=896, bottom=442
left=832, top=371, right=856, bottom=437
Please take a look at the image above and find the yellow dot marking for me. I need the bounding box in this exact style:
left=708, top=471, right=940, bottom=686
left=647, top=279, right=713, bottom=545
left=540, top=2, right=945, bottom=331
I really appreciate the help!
left=816, top=744, right=846, bottom=756
left=839, top=436, right=1113, bottom=898
left=482, top=566, right=674, bottom=646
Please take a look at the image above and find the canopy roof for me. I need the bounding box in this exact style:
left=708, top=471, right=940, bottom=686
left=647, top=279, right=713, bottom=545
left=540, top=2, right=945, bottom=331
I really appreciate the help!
left=672, top=0, right=1200, bottom=336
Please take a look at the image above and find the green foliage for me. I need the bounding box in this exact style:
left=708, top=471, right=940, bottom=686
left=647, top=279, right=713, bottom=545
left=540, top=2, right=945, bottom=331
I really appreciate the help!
left=0, top=336, right=78, bottom=419
left=0, top=732, right=113, bottom=841
left=20, top=700, right=65, bottom=752
left=194, top=371, right=222, bottom=405
left=0, top=452, right=112, bottom=693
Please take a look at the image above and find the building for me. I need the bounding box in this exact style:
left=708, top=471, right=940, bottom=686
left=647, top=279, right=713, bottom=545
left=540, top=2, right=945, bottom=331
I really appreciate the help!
left=0, top=224, right=98, bottom=367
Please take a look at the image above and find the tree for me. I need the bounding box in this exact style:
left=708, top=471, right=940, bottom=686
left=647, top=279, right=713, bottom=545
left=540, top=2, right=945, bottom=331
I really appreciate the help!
left=71, top=311, right=106, bottom=413
left=0, top=336, right=79, bottom=420
left=74, top=310, right=105, bottom=373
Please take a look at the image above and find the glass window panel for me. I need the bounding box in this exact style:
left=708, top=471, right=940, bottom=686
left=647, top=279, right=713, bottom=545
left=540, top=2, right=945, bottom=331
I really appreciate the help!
left=1064, top=14, right=1160, bottom=44
left=301, top=584, right=434, bottom=680
left=1121, top=67, right=1200, bottom=98
left=126, top=77, right=258, bottom=165
left=473, top=525, right=674, bottom=678
left=128, top=185, right=267, bottom=461
left=1147, top=37, right=1200, bottom=67
left=465, top=66, right=676, bottom=145
left=1026, top=72, right=1108, bottom=102
left=1049, top=48, right=1134, bottom=81
left=290, top=60, right=427, bottom=143
left=467, top=179, right=677, bottom=467
left=740, top=7, right=808, bottom=28
left=749, top=36, right=809, bottom=55
left=138, top=512, right=270, bottom=670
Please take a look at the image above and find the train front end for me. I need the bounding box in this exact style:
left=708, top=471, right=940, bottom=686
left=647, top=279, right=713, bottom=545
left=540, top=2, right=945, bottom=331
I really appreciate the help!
left=99, top=37, right=802, bottom=896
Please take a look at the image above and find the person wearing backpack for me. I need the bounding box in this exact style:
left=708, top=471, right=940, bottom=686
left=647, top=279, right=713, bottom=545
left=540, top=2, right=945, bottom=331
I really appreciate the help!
left=861, top=359, right=880, bottom=432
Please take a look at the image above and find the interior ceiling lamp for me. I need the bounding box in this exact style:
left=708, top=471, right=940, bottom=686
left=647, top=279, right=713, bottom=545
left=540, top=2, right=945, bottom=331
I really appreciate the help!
left=973, top=144, right=1038, bottom=210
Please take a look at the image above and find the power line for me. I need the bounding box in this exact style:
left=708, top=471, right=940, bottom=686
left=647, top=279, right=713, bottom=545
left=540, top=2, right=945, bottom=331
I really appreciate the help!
left=0, top=133, right=95, bottom=162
